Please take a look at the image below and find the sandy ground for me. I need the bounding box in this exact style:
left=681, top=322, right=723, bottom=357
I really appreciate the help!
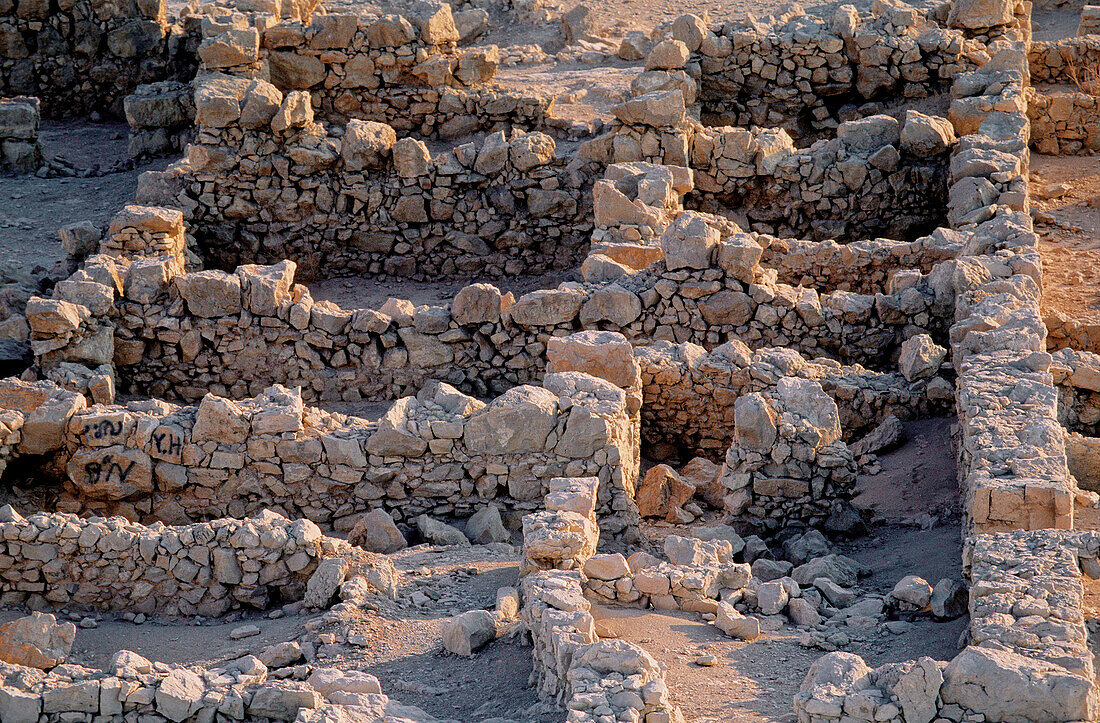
left=852, top=416, right=958, bottom=524
left=0, top=121, right=172, bottom=285
left=1031, top=8, right=1082, bottom=42
left=1031, top=153, right=1100, bottom=325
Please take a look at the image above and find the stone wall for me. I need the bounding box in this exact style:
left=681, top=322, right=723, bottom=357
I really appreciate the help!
left=695, top=3, right=972, bottom=135
left=518, top=481, right=686, bottom=723
left=125, top=80, right=195, bottom=159
left=138, top=77, right=596, bottom=281
left=940, top=40, right=1078, bottom=534
left=1028, top=36, right=1100, bottom=85
left=717, top=377, right=859, bottom=530
left=1047, top=308, right=1100, bottom=354
left=0, top=644, right=438, bottom=722
left=113, top=229, right=945, bottom=401
left=1026, top=88, right=1100, bottom=155
left=581, top=537, right=752, bottom=613
left=0, top=507, right=328, bottom=616
left=0, top=96, right=39, bottom=172
left=755, top=228, right=966, bottom=294
left=689, top=115, right=954, bottom=242
left=196, top=3, right=556, bottom=138
left=1051, top=347, right=1100, bottom=432
left=635, top=338, right=951, bottom=462
left=0, top=368, right=642, bottom=536
left=587, top=93, right=957, bottom=243
left=0, top=0, right=185, bottom=117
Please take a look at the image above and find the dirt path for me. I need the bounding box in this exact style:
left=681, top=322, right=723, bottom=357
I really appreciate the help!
left=852, top=416, right=959, bottom=524
left=1031, top=154, right=1100, bottom=326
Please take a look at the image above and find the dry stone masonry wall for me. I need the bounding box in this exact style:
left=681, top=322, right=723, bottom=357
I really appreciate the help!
left=0, top=371, right=643, bottom=537
left=0, top=507, right=329, bottom=616
left=0, top=95, right=39, bottom=172
left=0, top=0, right=186, bottom=117
left=193, top=1, right=558, bottom=138
left=139, top=79, right=597, bottom=281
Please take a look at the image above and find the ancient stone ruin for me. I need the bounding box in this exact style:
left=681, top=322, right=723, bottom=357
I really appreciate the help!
left=0, top=0, right=1099, bottom=719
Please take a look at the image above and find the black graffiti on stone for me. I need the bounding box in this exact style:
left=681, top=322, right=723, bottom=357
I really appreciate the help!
left=83, top=454, right=138, bottom=487
left=84, top=418, right=125, bottom=441
left=151, top=427, right=184, bottom=459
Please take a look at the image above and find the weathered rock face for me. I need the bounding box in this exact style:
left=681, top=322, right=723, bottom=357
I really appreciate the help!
left=348, top=509, right=407, bottom=553
left=941, top=646, right=1097, bottom=722
left=0, top=613, right=76, bottom=669
left=441, top=610, right=497, bottom=656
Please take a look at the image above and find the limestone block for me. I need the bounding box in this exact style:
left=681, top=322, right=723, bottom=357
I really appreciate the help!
left=0, top=613, right=76, bottom=669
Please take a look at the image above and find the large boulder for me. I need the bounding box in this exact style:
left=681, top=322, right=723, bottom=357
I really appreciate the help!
left=175, top=271, right=242, bottom=318
left=837, top=115, right=900, bottom=156
left=417, top=515, right=470, bottom=547
left=941, top=646, right=1098, bottom=722
left=304, top=557, right=349, bottom=608
left=441, top=610, right=496, bottom=656
left=715, top=601, right=759, bottom=640
left=463, top=385, right=558, bottom=454
left=342, top=120, right=397, bottom=171
left=348, top=509, right=406, bottom=553
left=546, top=330, right=640, bottom=391
left=611, top=89, right=686, bottom=127
left=660, top=211, right=718, bottom=270
left=0, top=613, right=76, bottom=669
left=898, top=334, right=946, bottom=381
left=635, top=464, right=694, bottom=520
left=948, top=0, right=1014, bottom=29
left=900, top=111, right=956, bottom=157
left=509, top=288, right=582, bottom=327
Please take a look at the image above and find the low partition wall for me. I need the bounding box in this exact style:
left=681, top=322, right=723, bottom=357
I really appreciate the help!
left=689, top=116, right=954, bottom=242
left=1027, top=87, right=1100, bottom=155
left=756, top=229, right=966, bottom=294
left=1047, top=309, right=1100, bottom=354
left=518, top=480, right=686, bottom=723
left=28, top=204, right=955, bottom=409
left=1028, top=36, right=1100, bottom=85
left=0, top=508, right=328, bottom=616
left=0, top=370, right=642, bottom=536
left=113, top=236, right=945, bottom=401
left=196, top=3, right=555, bottom=137
left=139, top=78, right=596, bottom=281
left=636, top=339, right=952, bottom=461
left=1051, top=347, right=1100, bottom=436
left=0, top=643, right=430, bottom=722
left=695, top=3, right=973, bottom=134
